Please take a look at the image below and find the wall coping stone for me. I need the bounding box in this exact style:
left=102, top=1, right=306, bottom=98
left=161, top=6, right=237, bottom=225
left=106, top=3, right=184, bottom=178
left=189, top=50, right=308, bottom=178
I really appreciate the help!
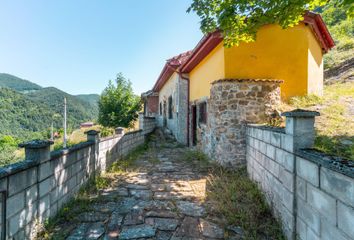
left=297, top=149, right=354, bottom=178
left=50, top=141, right=94, bottom=159
left=247, top=124, right=285, bottom=133
left=211, top=78, right=284, bottom=85
left=100, top=135, right=119, bottom=142
left=85, top=130, right=100, bottom=135
left=18, top=139, right=54, bottom=149
left=0, top=160, right=38, bottom=179
left=124, top=129, right=143, bottom=136
left=282, top=109, right=320, bottom=117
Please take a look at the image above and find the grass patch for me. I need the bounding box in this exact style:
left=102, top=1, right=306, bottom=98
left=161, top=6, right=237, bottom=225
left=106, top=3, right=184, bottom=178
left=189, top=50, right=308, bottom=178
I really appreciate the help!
left=284, top=82, right=354, bottom=160
left=109, top=142, right=148, bottom=173
left=288, top=94, right=323, bottom=108
left=207, top=167, right=285, bottom=239
left=182, top=149, right=284, bottom=239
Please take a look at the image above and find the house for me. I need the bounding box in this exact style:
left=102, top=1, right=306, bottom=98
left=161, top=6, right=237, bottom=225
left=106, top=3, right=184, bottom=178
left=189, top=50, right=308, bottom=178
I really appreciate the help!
left=142, top=51, right=192, bottom=144
left=144, top=12, right=334, bottom=166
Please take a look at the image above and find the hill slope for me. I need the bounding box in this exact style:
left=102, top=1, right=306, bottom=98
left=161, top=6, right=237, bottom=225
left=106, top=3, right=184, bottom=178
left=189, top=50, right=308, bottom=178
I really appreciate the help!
left=0, top=74, right=99, bottom=140
left=0, top=88, right=60, bottom=139
left=76, top=94, right=100, bottom=107
left=26, top=87, right=98, bottom=128
left=0, top=73, right=42, bottom=92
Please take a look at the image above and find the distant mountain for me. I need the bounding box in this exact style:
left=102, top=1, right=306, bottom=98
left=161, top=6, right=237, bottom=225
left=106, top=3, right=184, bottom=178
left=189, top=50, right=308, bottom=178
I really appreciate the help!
left=76, top=94, right=100, bottom=107
left=0, top=73, right=42, bottom=92
left=0, top=73, right=99, bottom=140
left=0, top=88, right=60, bottom=139
left=26, top=87, right=98, bottom=127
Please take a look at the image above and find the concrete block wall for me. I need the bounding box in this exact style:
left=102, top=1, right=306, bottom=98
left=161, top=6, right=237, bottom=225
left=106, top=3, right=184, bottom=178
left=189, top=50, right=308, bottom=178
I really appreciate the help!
left=0, top=117, right=156, bottom=239
left=246, top=110, right=354, bottom=240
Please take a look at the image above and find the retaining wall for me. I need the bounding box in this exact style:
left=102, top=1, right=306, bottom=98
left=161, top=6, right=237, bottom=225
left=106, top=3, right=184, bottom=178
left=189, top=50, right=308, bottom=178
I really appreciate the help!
left=0, top=117, right=155, bottom=239
left=246, top=111, right=354, bottom=240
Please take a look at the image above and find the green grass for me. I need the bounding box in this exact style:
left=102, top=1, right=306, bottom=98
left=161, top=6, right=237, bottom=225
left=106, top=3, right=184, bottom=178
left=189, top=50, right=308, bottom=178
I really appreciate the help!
left=182, top=149, right=285, bottom=239
left=207, top=168, right=285, bottom=239
left=285, top=82, right=354, bottom=160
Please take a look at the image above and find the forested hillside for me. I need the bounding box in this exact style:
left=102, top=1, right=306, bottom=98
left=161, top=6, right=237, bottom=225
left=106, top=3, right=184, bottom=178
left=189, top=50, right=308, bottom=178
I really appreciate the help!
left=76, top=94, right=100, bottom=107
left=0, top=74, right=99, bottom=140
left=317, top=2, right=354, bottom=69
left=0, top=73, right=42, bottom=92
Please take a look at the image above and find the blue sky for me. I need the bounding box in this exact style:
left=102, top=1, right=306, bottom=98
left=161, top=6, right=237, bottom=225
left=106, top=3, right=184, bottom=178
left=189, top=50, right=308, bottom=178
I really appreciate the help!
left=0, top=0, right=203, bottom=95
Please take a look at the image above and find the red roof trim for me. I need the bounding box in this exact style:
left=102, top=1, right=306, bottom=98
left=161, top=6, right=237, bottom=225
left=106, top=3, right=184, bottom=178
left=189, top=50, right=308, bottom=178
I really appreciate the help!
left=304, top=11, right=335, bottom=53
left=180, top=31, right=223, bottom=73
left=152, top=51, right=192, bottom=92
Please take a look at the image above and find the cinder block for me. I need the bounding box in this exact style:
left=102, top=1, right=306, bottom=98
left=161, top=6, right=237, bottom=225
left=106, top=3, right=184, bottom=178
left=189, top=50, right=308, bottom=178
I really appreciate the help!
left=275, top=148, right=294, bottom=172
left=321, top=167, right=354, bottom=207
left=266, top=144, right=275, bottom=159
left=39, top=176, right=55, bottom=197
left=337, top=201, right=354, bottom=238
left=297, top=198, right=321, bottom=234
left=296, top=157, right=319, bottom=187
left=307, top=226, right=320, bottom=240
left=7, top=191, right=25, bottom=217
left=281, top=186, right=294, bottom=213
left=39, top=194, right=50, bottom=216
left=279, top=167, right=294, bottom=192
left=8, top=167, right=37, bottom=196
left=296, top=176, right=307, bottom=200
left=297, top=217, right=307, bottom=240
left=321, top=219, right=351, bottom=240
left=281, top=134, right=294, bottom=152
left=263, top=130, right=271, bottom=142
left=266, top=157, right=280, bottom=177
left=39, top=161, right=52, bottom=181
left=25, top=184, right=38, bottom=204
left=270, top=132, right=281, bottom=147
left=307, top=184, right=336, bottom=224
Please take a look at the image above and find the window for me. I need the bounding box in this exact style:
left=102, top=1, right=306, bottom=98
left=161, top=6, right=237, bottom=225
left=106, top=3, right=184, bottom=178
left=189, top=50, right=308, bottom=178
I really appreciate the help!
left=168, top=96, right=173, bottom=119
left=199, top=102, right=207, bottom=124
left=159, top=102, right=162, bottom=115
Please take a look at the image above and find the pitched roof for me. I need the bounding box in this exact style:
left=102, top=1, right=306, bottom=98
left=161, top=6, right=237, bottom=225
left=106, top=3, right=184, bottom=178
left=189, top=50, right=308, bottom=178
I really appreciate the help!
left=180, top=11, right=334, bottom=73
left=152, top=51, right=192, bottom=92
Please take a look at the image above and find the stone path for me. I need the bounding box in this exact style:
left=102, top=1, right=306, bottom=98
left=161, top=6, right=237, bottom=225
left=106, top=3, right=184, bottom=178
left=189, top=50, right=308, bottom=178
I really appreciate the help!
left=63, top=134, right=241, bottom=240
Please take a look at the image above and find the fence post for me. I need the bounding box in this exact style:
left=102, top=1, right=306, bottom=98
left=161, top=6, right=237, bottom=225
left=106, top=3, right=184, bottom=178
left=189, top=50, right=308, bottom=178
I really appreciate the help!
left=282, top=109, right=320, bottom=151
left=19, top=140, right=53, bottom=163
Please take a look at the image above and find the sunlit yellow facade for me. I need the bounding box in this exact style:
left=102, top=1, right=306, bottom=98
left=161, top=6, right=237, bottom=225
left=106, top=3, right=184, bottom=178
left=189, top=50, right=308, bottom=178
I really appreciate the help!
left=189, top=23, right=324, bottom=101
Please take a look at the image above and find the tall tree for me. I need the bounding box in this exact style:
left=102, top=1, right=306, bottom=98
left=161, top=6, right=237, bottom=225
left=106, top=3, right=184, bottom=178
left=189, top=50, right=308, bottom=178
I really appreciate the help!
left=188, top=0, right=354, bottom=47
left=98, top=73, right=141, bottom=128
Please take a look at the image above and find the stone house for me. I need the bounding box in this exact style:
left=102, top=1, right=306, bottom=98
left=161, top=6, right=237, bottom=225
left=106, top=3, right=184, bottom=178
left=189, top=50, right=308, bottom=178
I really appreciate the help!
left=144, top=12, right=334, bottom=166
left=142, top=51, right=192, bottom=144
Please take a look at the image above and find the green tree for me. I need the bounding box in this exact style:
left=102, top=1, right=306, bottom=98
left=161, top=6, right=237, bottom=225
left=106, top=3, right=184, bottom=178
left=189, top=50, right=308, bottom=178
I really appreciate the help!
left=188, top=0, right=354, bottom=47
left=98, top=73, right=141, bottom=128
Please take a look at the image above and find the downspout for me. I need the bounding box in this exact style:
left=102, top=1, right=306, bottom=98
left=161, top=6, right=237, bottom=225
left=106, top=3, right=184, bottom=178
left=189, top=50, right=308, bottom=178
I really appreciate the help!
left=178, top=72, right=190, bottom=146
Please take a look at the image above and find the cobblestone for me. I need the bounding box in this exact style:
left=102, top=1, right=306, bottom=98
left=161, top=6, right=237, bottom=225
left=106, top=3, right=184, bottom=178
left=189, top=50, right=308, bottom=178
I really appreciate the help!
left=62, top=134, right=226, bottom=239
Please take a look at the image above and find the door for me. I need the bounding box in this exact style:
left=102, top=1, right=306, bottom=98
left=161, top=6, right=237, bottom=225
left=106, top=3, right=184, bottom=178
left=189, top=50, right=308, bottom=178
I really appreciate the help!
left=191, top=105, right=197, bottom=146
left=163, top=101, right=167, bottom=127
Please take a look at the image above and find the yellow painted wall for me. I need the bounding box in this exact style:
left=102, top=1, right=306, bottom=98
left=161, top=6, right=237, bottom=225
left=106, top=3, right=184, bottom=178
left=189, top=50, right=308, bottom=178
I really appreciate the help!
left=224, top=23, right=309, bottom=100
left=307, top=27, right=324, bottom=96
left=189, top=23, right=324, bottom=101
left=189, top=43, right=225, bottom=101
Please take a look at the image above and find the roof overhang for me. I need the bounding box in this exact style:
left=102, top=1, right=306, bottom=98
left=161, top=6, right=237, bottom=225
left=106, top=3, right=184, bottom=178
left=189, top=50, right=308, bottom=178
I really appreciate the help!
left=180, top=31, right=223, bottom=73
left=304, top=11, right=335, bottom=53
left=152, top=63, right=177, bottom=92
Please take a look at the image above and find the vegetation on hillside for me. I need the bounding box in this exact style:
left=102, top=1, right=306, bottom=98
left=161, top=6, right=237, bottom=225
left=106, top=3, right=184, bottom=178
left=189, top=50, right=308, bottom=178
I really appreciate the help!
left=0, top=74, right=100, bottom=167
left=75, top=94, right=100, bottom=107
left=0, top=73, right=42, bottom=92
left=285, top=82, right=354, bottom=160
left=318, top=1, right=354, bottom=68
left=98, top=73, right=141, bottom=128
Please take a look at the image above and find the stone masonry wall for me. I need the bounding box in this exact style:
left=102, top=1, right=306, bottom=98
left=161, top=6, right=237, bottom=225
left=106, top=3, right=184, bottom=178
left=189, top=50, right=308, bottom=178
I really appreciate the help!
left=246, top=111, right=354, bottom=240
left=0, top=117, right=155, bottom=239
left=200, top=79, right=281, bottom=167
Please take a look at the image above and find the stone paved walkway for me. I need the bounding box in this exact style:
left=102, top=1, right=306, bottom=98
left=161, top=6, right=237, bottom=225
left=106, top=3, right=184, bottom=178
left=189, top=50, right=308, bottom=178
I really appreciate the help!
left=63, top=133, right=241, bottom=240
